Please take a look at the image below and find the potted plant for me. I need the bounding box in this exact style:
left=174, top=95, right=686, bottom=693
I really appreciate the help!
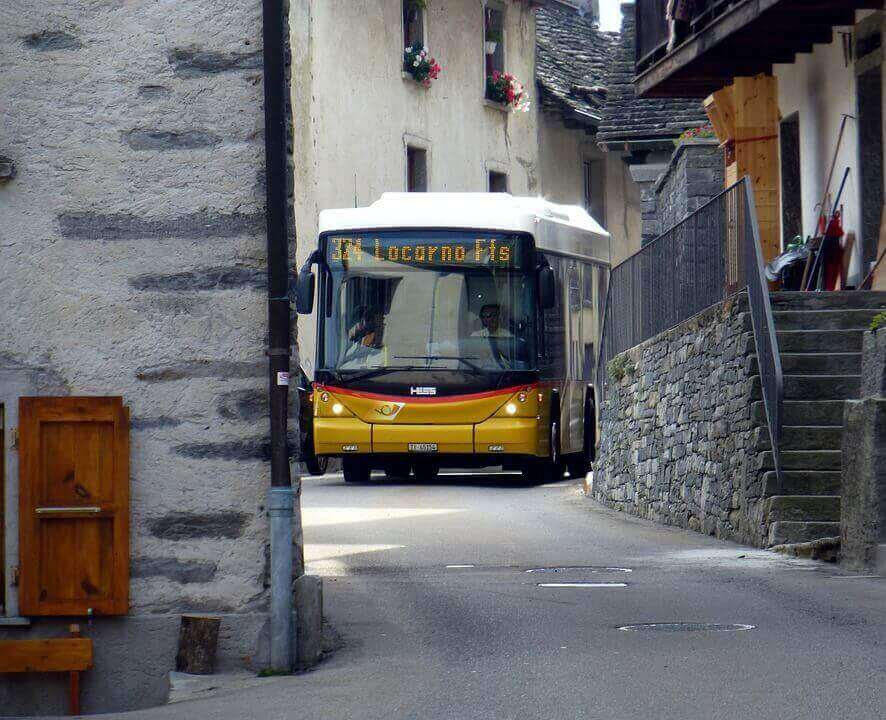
left=486, top=70, right=529, bottom=112
left=403, top=41, right=441, bottom=88
left=674, top=124, right=717, bottom=146
left=485, top=28, right=501, bottom=55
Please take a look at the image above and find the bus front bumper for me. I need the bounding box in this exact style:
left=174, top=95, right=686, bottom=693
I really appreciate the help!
left=314, top=417, right=542, bottom=457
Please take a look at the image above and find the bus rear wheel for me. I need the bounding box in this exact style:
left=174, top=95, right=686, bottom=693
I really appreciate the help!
left=383, top=460, right=412, bottom=480
left=342, top=457, right=371, bottom=483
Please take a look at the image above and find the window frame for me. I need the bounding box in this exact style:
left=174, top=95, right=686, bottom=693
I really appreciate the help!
left=483, top=1, right=506, bottom=98
left=402, top=0, right=427, bottom=50
left=582, top=158, right=606, bottom=224
left=406, top=145, right=429, bottom=193
left=488, top=170, right=508, bottom=193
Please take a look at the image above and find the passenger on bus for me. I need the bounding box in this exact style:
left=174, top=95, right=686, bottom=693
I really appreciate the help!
left=342, top=306, right=386, bottom=366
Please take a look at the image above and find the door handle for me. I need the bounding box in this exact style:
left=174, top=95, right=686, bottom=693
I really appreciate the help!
left=36, top=506, right=101, bottom=514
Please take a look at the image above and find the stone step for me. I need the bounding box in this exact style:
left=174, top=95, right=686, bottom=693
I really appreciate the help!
left=754, top=425, right=843, bottom=451
left=762, top=470, right=841, bottom=496
left=768, top=291, right=886, bottom=311
left=772, top=309, right=882, bottom=331
left=747, top=353, right=861, bottom=376
left=752, top=400, right=845, bottom=427
left=768, top=521, right=841, bottom=546
left=766, top=495, right=841, bottom=523
left=751, top=374, right=860, bottom=401
left=774, top=330, right=863, bottom=353
left=757, top=449, right=842, bottom=471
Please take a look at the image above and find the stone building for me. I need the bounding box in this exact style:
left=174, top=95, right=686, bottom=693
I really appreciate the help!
left=291, top=0, right=640, bottom=377
left=1, top=0, right=289, bottom=713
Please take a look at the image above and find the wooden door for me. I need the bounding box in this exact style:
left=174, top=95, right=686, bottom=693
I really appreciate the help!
left=19, top=397, right=129, bottom=616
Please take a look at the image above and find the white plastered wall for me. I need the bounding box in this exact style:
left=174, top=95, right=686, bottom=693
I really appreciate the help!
left=775, top=26, right=864, bottom=283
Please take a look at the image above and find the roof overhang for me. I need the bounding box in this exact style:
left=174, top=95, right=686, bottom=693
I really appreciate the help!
left=636, top=0, right=880, bottom=98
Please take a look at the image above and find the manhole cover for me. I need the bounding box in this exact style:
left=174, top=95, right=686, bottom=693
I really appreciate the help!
left=525, top=566, right=632, bottom=574
left=538, top=582, right=628, bottom=588
left=618, top=623, right=754, bottom=632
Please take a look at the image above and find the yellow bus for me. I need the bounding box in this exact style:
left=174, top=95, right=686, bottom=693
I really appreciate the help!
left=295, top=193, right=610, bottom=484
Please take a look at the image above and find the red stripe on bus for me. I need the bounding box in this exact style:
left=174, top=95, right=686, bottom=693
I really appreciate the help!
left=313, top=383, right=536, bottom=404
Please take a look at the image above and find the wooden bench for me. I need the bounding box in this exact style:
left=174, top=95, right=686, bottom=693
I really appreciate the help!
left=0, top=625, right=92, bottom=715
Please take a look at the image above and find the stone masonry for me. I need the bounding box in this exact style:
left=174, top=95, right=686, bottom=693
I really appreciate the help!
left=642, top=141, right=725, bottom=245
left=841, top=329, right=886, bottom=572
left=592, top=294, right=769, bottom=545
left=1, top=1, right=297, bottom=713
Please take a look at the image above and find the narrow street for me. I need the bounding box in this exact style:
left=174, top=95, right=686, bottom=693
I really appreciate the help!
left=123, top=471, right=885, bottom=720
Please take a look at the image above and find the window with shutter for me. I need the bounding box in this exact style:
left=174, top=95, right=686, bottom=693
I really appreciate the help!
left=18, top=397, right=130, bottom=616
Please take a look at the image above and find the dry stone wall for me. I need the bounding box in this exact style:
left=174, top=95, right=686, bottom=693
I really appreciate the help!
left=592, top=294, right=768, bottom=546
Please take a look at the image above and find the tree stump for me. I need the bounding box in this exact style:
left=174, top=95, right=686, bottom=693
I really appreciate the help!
left=175, top=615, right=221, bottom=674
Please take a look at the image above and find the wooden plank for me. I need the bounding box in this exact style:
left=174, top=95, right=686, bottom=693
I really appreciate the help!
left=0, top=639, right=93, bottom=673
left=19, top=397, right=130, bottom=616
left=733, top=74, right=781, bottom=263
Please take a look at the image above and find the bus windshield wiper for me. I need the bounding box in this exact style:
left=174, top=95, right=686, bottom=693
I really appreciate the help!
left=334, top=365, right=427, bottom=383
left=395, top=355, right=484, bottom=372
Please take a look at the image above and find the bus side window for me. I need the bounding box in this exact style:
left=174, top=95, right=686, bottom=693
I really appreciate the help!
left=540, top=254, right=566, bottom=380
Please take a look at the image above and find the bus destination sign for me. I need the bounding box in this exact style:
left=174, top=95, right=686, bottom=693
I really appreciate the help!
left=328, top=236, right=518, bottom=268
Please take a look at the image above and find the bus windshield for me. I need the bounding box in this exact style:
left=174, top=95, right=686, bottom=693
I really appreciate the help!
left=319, top=231, right=537, bottom=377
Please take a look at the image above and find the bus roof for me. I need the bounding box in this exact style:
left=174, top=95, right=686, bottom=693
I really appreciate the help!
left=318, top=193, right=610, bottom=265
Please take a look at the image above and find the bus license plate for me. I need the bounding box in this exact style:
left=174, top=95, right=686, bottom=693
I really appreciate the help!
left=408, top=443, right=437, bottom=453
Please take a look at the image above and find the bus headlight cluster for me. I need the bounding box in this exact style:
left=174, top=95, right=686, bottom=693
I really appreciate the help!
left=505, top=403, right=518, bottom=415
left=332, top=403, right=344, bottom=415
left=320, top=392, right=330, bottom=403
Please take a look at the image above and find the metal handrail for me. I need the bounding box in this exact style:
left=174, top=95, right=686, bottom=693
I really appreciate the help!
left=595, top=177, right=784, bottom=489
left=741, top=177, right=785, bottom=491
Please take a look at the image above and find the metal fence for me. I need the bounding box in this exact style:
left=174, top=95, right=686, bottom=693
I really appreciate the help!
left=595, top=177, right=784, bottom=489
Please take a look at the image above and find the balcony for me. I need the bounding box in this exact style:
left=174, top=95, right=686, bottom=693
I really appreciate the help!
left=635, top=0, right=882, bottom=98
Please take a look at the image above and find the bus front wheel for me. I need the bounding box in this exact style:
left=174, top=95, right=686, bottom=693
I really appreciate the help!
left=342, top=457, right=371, bottom=483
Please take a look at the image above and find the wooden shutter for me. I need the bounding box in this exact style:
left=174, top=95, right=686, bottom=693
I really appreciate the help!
left=19, top=397, right=129, bottom=616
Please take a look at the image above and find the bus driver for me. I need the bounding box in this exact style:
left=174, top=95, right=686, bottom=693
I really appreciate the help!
left=471, top=304, right=512, bottom=338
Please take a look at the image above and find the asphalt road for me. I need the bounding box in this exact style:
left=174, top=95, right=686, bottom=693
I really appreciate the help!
left=124, top=470, right=886, bottom=720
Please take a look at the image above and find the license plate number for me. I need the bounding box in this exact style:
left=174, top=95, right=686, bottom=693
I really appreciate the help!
left=408, top=443, right=437, bottom=453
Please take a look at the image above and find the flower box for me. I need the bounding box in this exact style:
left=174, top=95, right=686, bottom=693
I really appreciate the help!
left=403, top=42, right=441, bottom=88
left=485, top=71, right=529, bottom=112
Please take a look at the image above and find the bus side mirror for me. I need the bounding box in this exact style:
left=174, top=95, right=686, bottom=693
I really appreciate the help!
left=294, top=268, right=315, bottom=314
left=539, top=266, right=555, bottom=310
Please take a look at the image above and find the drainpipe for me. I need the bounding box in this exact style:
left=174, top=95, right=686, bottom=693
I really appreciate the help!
left=262, top=0, right=295, bottom=672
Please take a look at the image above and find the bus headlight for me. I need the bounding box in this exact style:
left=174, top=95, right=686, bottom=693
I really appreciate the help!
left=320, top=392, right=330, bottom=403
left=506, top=403, right=517, bottom=415
left=332, top=403, right=344, bottom=415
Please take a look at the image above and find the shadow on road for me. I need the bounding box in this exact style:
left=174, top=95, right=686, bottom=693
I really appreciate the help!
left=327, top=470, right=580, bottom=489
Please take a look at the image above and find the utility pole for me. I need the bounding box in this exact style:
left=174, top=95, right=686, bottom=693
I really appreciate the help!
left=262, top=0, right=295, bottom=672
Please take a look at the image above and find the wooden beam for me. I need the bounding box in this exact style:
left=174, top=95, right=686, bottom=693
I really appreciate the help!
left=733, top=74, right=781, bottom=263
left=704, top=85, right=736, bottom=145
left=0, top=638, right=93, bottom=673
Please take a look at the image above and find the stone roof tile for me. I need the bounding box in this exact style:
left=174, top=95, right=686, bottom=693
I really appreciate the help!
left=535, top=2, right=619, bottom=127
left=596, top=3, right=707, bottom=145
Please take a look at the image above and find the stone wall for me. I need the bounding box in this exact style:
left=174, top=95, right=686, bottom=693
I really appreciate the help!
left=592, top=294, right=768, bottom=546
left=639, top=141, right=725, bottom=246
left=841, top=329, right=886, bottom=572
left=1, top=1, right=292, bottom=713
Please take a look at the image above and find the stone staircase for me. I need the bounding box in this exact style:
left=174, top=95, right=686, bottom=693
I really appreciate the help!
left=747, top=291, right=886, bottom=547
